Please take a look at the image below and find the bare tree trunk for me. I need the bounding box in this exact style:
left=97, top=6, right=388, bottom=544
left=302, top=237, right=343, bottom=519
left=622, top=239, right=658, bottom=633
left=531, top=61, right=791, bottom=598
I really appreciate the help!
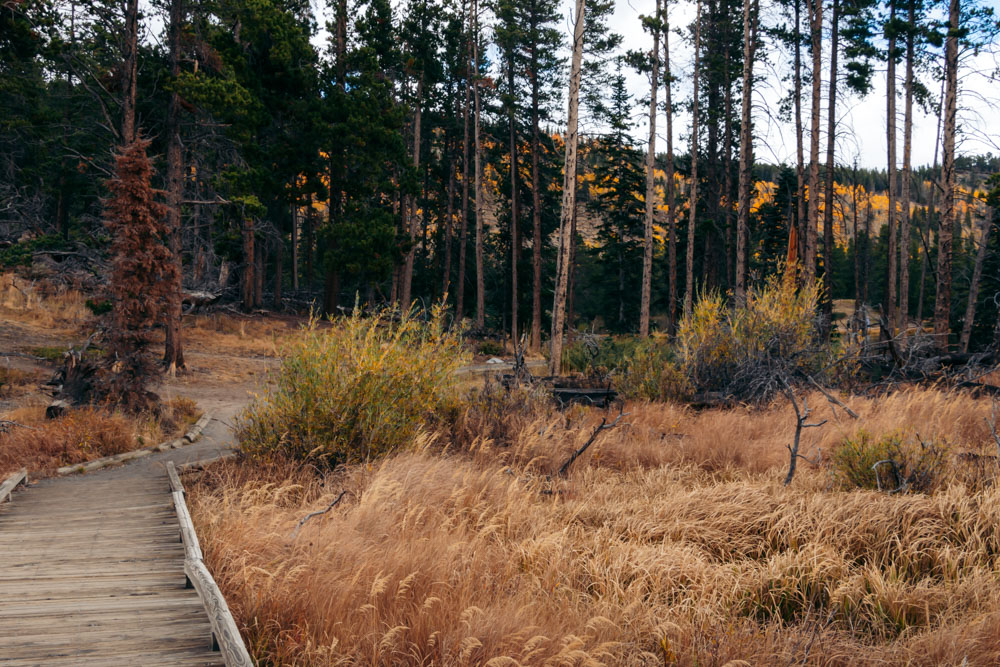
left=548, top=0, right=586, bottom=375
left=723, top=44, right=735, bottom=289
left=122, top=0, right=138, bottom=144
left=401, top=75, right=424, bottom=310
left=457, top=5, right=472, bottom=321
left=794, top=0, right=806, bottom=269
left=918, top=78, right=945, bottom=326
left=863, top=197, right=872, bottom=305
left=304, top=197, right=314, bottom=287
left=442, top=150, right=456, bottom=297
left=935, top=0, right=959, bottom=350
left=639, top=0, right=662, bottom=337
left=804, top=0, right=822, bottom=282
left=163, top=0, right=185, bottom=373
left=242, top=218, right=255, bottom=311
left=821, top=0, right=839, bottom=331
left=473, top=0, right=485, bottom=328
left=886, top=0, right=898, bottom=330
left=530, top=4, right=544, bottom=352
left=959, top=211, right=992, bottom=352
left=735, top=0, right=756, bottom=303
left=683, top=0, right=702, bottom=318
left=291, top=203, right=298, bottom=291
left=567, top=195, right=578, bottom=336
left=898, top=0, right=915, bottom=331
left=664, top=14, right=677, bottom=335
left=507, top=59, right=520, bottom=344
left=273, top=233, right=283, bottom=307
left=254, top=242, right=264, bottom=309
left=851, top=163, right=861, bottom=315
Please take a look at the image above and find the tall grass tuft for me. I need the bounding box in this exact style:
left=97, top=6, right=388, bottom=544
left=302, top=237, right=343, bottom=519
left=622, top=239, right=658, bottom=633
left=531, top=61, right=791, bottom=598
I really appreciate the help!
left=236, top=306, right=466, bottom=468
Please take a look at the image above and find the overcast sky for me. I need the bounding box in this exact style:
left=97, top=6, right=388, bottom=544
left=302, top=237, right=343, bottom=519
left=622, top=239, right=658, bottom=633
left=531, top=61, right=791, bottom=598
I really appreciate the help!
left=309, top=0, right=1000, bottom=170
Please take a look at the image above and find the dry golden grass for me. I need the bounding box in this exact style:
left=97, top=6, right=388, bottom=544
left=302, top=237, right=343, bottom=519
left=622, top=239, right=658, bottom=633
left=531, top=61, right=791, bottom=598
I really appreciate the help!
left=189, top=387, right=1000, bottom=665
left=0, top=272, right=92, bottom=331
left=0, top=398, right=201, bottom=477
left=183, top=312, right=303, bottom=358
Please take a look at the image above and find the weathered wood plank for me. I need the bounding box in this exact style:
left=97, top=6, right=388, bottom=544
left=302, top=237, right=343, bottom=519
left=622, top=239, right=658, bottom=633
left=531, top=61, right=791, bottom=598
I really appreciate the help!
left=0, top=468, right=27, bottom=504
left=173, top=490, right=203, bottom=561
left=167, top=460, right=185, bottom=494
left=184, top=559, right=253, bottom=666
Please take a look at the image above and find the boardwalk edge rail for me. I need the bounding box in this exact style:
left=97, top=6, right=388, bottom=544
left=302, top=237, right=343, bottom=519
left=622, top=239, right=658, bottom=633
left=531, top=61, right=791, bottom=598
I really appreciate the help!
left=167, top=460, right=253, bottom=667
left=0, top=469, right=28, bottom=504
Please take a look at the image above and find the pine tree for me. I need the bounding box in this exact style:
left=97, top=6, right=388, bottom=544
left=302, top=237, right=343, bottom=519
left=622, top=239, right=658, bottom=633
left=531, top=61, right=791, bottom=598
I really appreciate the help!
left=103, top=139, right=176, bottom=412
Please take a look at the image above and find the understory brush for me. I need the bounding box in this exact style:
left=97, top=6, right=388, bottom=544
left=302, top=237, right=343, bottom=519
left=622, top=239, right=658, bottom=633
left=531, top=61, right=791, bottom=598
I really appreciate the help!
left=236, top=308, right=465, bottom=468
left=0, top=397, right=201, bottom=477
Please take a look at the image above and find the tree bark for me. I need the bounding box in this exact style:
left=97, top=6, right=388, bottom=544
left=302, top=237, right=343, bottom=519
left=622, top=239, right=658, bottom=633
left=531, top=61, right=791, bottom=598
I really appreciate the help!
left=122, top=0, right=139, bottom=144
left=935, top=0, right=959, bottom=350
left=241, top=218, right=255, bottom=311
left=442, top=147, right=456, bottom=297
left=273, top=232, right=283, bottom=307
left=639, top=0, right=661, bottom=337
left=473, top=0, right=485, bottom=328
left=898, top=0, right=915, bottom=331
left=794, top=0, right=806, bottom=269
left=683, top=0, right=702, bottom=318
left=804, top=0, right=822, bottom=282
left=886, top=0, right=898, bottom=331
left=401, top=75, right=424, bottom=310
left=457, top=2, right=472, bottom=321
left=291, top=203, right=299, bottom=291
left=918, top=78, right=945, bottom=325
left=959, top=210, right=991, bottom=352
left=735, top=0, right=756, bottom=303
left=507, top=57, right=520, bottom=343
left=530, top=0, right=544, bottom=352
left=821, top=0, right=839, bottom=332
left=664, top=12, right=677, bottom=335
left=548, top=0, right=585, bottom=375
left=163, top=0, right=185, bottom=373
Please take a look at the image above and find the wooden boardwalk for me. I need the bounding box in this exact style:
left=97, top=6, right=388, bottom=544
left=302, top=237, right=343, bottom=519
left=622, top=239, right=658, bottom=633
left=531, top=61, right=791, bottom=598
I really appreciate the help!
left=0, top=468, right=225, bottom=665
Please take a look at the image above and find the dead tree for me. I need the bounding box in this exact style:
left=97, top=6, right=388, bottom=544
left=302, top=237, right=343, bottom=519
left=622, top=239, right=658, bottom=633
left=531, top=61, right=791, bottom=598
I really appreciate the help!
left=781, top=382, right=827, bottom=485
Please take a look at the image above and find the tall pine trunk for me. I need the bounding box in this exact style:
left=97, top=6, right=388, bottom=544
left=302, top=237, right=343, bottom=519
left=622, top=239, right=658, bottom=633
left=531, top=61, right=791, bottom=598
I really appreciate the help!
left=821, top=0, right=839, bottom=331
left=804, top=0, right=822, bottom=282
left=935, top=0, right=959, bottom=350
left=898, top=0, right=915, bottom=331
left=639, top=0, right=661, bottom=337
left=959, top=212, right=991, bottom=353
left=473, top=0, right=486, bottom=328
left=401, top=75, right=424, bottom=310
left=886, top=0, right=898, bottom=330
left=664, top=12, right=677, bottom=335
left=794, top=0, right=806, bottom=269
left=549, top=0, right=585, bottom=375
left=457, top=4, right=472, bottom=321
left=163, top=0, right=185, bottom=373
left=736, top=0, right=756, bottom=302
left=507, top=59, right=520, bottom=344
left=683, top=0, right=702, bottom=317
left=530, top=0, right=545, bottom=352
left=122, top=0, right=138, bottom=144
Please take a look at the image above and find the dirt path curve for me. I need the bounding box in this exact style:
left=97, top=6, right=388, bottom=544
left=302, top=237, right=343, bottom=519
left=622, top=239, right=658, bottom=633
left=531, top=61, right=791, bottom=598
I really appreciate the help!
left=0, top=378, right=253, bottom=665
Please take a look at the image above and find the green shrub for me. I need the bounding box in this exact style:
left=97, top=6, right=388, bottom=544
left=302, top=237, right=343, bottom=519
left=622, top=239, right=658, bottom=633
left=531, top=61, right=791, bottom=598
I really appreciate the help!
left=236, top=307, right=466, bottom=468
left=614, top=338, right=690, bottom=401
left=675, top=275, right=833, bottom=403
left=477, top=339, right=505, bottom=356
left=830, top=430, right=947, bottom=492
left=561, top=335, right=642, bottom=376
